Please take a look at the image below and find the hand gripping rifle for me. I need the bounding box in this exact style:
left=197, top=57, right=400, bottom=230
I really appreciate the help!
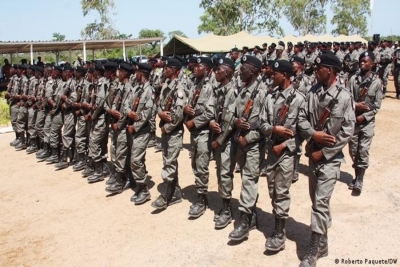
left=233, top=80, right=261, bottom=142
left=159, top=79, right=178, bottom=128
left=305, top=88, right=342, bottom=157
left=127, top=86, right=143, bottom=134
left=270, top=92, right=296, bottom=146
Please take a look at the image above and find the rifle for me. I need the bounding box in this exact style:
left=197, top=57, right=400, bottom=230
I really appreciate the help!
left=305, top=88, right=342, bottom=157
left=111, top=85, right=125, bottom=131
left=30, top=82, right=40, bottom=109
left=210, top=85, right=225, bottom=141
left=185, top=77, right=204, bottom=121
left=39, top=80, right=47, bottom=110
left=355, top=77, right=376, bottom=116
left=233, top=80, right=261, bottom=142
left=270, top=91, right=296, bottom=146
left=74, top=83, right=83, bottom=116
left=127, top=86, right=143, bottom=134
left=48, top=79, right=60, bottom=115
left=159, top=79, right=178, bottom=127
left=82, top=84, right=94, bottom=120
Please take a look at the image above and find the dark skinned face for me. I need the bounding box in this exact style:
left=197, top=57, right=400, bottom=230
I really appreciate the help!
left=118, top=69, right=127, bottom=82
left=230, top=51, right=239, bottom=61
left=214, top=65, right=229, bottom=83
left=135, top=70, right=142, bottom=82
left=163, top=66, right=175, bottom=79
left=292, top=62, right=300, bottom=73
left=314, top=65, right=331, bottom=84
left=239, top=63, right=256, bottom=84
left=360, top=57, right=374, bottom=73
left=272, top=71, right=285, bottom=87
left=194, top=63, right=209, bottom=79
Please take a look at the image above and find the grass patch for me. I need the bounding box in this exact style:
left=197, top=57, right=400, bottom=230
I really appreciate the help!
left=0, top=91, right=10, bottom=126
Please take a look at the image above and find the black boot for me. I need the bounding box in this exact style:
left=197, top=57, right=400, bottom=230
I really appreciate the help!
left=87, top=161, right=104, bottom=183
left=82, top=157, right=94, bottom=177
left=317, top=232, right=328, bottom=259
left=105, top=172, right=125, bottom=194
left=151, top=182, right=172, bottom=210
left=15, top=132, right=27, bottom=151
left=299, top=232, right=321, bottom=267
left=131, top=183, right=151, bottom=205
left=102, top=160, right=110, bottom=177
left=37, top=142, right=50, bottom=160
left=353, top=168, right=365, bottom=193
left=154, top=142, right=162, bottom=152
left=10, top=132, right=19, bottom=146
left=55, top=148, right=69, bottom=170
left=188, top=193, right=208, bottom=218
left=45, top=147, right=59, bottom=164
left=69, top=147, right=76, bottom=166
left=36, top=139, right=44, bottom=155
left=215, top=198, right=233, bottom=229
left=106, top=165, right=116, bottom=185
left=228, top=212, right=251, bottom=241
left=73, top=153, right=87, bottom=171
left=348, top=168, right=358, bottom=190
left=26, top=137, right=38, bottom=154
left=265, top=218, right=286, bottom=251
left=168, top=179, right=182, bottom=206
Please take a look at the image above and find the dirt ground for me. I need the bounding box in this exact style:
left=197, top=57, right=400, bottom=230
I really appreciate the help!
left=1, top=81, right=400, bottom=267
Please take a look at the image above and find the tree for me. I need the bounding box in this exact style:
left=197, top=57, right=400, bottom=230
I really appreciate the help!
left=168, top=30, right=187, bottom=40
left=80, top=0, right=119, bottom=39
left=198, top=0, right=283, bottom=36
left=330, top=0, right=370, bottom=36
left=52, top=33, right=66, bottom=41
left=278, top=0, right=328, bottom=35
left=138, top=29, right=166, bottom=49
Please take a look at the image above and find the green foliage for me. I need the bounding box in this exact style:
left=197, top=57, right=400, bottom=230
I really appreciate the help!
left=138, top=29, right=166, bottom=49
left=198, top=0, right=283, bottom=36
left=80, top=0, right=119, bottom=40
left=52, top=33, right=66, bottom=41
left=0, top=92, right=10, bottom=126
left=168, top=30, right=187, bottom=40
left=278, top=0, right=328, bottom=35
left=330, top=0, right=370, bottom=36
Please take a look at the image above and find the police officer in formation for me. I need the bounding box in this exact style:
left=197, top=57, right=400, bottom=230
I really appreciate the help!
left=6, top=36, right=393, bottom=267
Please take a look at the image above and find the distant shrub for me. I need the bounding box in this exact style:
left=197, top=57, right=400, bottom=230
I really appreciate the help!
left=0, top=92, right=10, bottom=126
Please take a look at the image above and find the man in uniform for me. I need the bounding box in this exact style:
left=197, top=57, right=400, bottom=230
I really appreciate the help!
left=209, top=58, right=237, bottom=229
left=183, top=57, right=214, bottom=219
left=242, top=46, right=250, bottom=56
left=333, top=42, right=345, bottom=63
left=151, top=58, right=186, bottom=210
left=6, top=64, right=20, bottom=146
left=55, top=65, right=77, bottom=169
left=13, top=65, right=30, bottom=151
left=266, top=43, right=277, bottom=60
left=125, top=62, right=155, bottom=204
left=297, top=53, right=355, bottom=267
left=378, top=40, right=393, bottom=98
left=260, top=60, right=305, bottom=252
left=45, top=66, right=64, bottom=163
left=393, top=45, right=400, bottom=99
left=25, top=66, right=41, bottom=153
left=228, top=55, right=266, bottom=241
left=348, top=52, right=382, bottom=194
left=253, top=45, right=263, bottom=62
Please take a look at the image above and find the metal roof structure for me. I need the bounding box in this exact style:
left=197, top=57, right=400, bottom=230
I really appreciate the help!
left=0, top=37, right=164, bottom=63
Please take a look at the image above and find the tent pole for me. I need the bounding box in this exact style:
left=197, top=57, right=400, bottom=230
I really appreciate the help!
left=83, top=42, right=87, bottom=62
left=69, top=50, right=72, bottom=64
left=30, top=44, right=33, bottom=65
left=139, top=45, right=142, bottom=58
left=10, top=53, right=12, bottom=64
left=123, top=41, right=126, bottom=61
left=92, top=49, right=94, bottom=60
left=160, top=38, right=164, bottom=56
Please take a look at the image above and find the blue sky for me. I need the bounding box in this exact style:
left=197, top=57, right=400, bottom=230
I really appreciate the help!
left=0, top=0, right=398, bottom=42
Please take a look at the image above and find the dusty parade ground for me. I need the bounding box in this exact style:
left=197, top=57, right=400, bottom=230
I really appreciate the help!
left=1, top=82, right=400, bottom=267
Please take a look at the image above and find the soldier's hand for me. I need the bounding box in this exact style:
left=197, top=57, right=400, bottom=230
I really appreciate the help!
left=5, top=92, right=10, bottom=99
left=184, top=119, right=195, bottom=130
left=61, top=95, right=67, bottom=102
left=356, top=115, right=365, bottom=124
left=272, top=142, right=286, bottom=157
left=127, top=125, right=135, bottom=134
left=310, top=150, right=324, bottom=163
left=112, top=110, right=122, bottom=120
left=234, top=118, right=250, bottom=131
left=238, top=136, right=248, bottom=148
left=312, top=131, right=336, bottom=147
left=158, top=111, right=172, bottom=122
left=273, top=126, right=294, bottom=139
left=209, top=121, right=221, bottom=134
left=161, top=126, right=167, bottom=135
left=183, top=105, right=195, bottom=116
left=128, top=111, right=140, bottom=121
left=112, top=123, right=119, bottom=132
left=356, top=102, right=370, bottom=112
left=211, top=141, right=219, bottom=150
left=72, top=102, right=81, bottom=109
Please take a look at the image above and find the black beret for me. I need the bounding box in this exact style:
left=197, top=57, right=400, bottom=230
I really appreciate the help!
left=103, top=62, right=118, bottom=70
left=264, top=59, right=275, bottom=67
left=18, top=64, right=28, bottom=70
left=165, top=58, right=182, bottom=69
left=309, top=43, right=317, bottom=49
left=196, top=57, right=213, bottom=68
left=333, top=42, right=340, bottom=46
left=278, top=41, right=285, bottom=46
left=188, top=57, right=197, bottom=63
left=160, top=56, right=168, bottom=61
left=172, top=55, right=184, bottom=63
left=242, top=46, right=249, bottom=50
left=254, top=45, right=262, bottom=50
left=75, top=66, right=86, bottom=73
left=217, top=58, right=235, bottom=70
left=35, top=66, right=44, bottom=74
left=269, top=43, right=276, bottom=48
left=93, top=64, right=104, bottom=72
left=53, top=66, right=63, bottom=72
left=321, top=43, right=329, bottom=48
left=290, top=56, right=305, bottom=65
left=262, top=43, right=268, bottom=47
left=119, top=62, right=133, bottom=73
left=87, top=68, right=95, bottom=74
left=315, top=53, right=342, bottom=70
left=136, top=63, right=152, bottom=72
left=359, top=51, right=375, bottom=62
left=287, top=42, right=293, bottom=46
left=11, top=64, right=18, bottom=68
left=369, top=41, right=377, bottom=45
left=28, top=65, right=36, bottom=71
left=241, top=55, right=261, bottom=69
left=148, top=57, right=158, bottom=63
left=63, top=65, right=74, bottom=71
left=295, top=42, right=304, bottom=48
left=273, top=60, right=293, bottom=75
left=327, top=42, right=332, bottom=46
left=230, top=47, right=239, bottom=53
left=340, top=42, right=345, bottom=45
